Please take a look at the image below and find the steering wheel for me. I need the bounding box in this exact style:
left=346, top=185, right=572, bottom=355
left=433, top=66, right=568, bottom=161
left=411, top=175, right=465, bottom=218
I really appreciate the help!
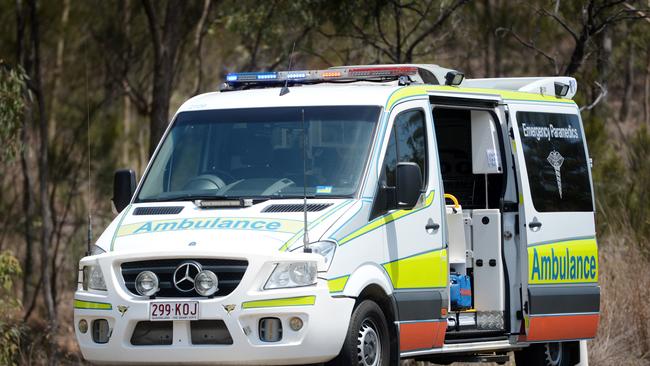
left=208, top=169, right=235, bottom=183
left=182, top=174, right=227, bottom=191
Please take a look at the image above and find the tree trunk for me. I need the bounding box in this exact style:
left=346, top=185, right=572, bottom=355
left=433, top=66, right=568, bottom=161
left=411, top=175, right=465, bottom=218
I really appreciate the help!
left=122, top=0, right=132, bottom=166
left=48, top=0, right=69, bottom=142
left=643, top=51, right=650, bottom=128
left=482, top=0, right=493, bottom=77
left=193, top=0, right=211, bottom=95
left=20, top=103, right=35, bottom=308
left=619, top=41, right=634, bottom=122
left=564, top=32, right=588, bottom=76
left=142, top=0, right=193, bottom=157
left=15, top=0, right=35, bottom=312
left=149, top=58, right=173, bottom=156
left=27, top=0, right=57, bottom=363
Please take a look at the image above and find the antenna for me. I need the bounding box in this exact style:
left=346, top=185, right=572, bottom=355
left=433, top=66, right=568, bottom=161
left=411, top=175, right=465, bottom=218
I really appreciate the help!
left=279, top=41, right=296, bottom=96
left=301, top=108, right=310, bottom=252
left=85, top=43, right=93, bottom=256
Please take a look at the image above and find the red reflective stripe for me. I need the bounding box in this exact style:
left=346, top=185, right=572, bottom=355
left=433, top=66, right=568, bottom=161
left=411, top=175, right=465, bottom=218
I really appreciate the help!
left=349, top=66, right=417, bottom=73
left=521, top=314, right=599, bottom=342
left=400, top=321, right=447, bottom=351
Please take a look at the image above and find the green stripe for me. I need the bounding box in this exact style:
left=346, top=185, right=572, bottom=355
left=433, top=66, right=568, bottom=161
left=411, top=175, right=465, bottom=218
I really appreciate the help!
left=328, top=275, right=349, bottom=293
left=385, top=85, right=575, bottom=111
left=338, top=191, right=434, bottom=245
left=110, top=204, right=132, bottom=251
left=242, top=296, right=316, bottom=309
left=74, top=299, right=112, bottom=310
left=279, top=200, right=353, bottom=251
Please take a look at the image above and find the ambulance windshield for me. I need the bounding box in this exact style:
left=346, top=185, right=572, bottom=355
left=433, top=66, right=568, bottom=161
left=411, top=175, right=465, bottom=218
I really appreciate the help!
left=137, top=106, right=380, bottom=202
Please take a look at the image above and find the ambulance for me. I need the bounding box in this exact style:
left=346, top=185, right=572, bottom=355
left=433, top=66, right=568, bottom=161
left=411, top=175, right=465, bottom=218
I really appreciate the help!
left=74, top=64, right=599, bottom=365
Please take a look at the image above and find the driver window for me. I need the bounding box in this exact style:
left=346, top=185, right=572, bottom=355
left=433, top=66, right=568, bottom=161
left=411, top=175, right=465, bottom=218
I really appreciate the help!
left=380, top=109, right=428, bottom=187
left=371, top=109, right=427, bottom=219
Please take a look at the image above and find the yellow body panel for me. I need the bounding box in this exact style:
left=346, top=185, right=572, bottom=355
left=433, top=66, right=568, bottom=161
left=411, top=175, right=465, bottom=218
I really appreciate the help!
left=327, top=276, right=350, bottom=293
left=383, top=248, right=448, bottom=289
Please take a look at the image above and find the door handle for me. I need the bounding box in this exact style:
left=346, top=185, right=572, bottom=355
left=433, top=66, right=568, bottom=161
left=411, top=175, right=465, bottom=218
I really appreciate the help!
left=528, top=221, right=542, bottom=229
left=425, top=223, right=440, bottom=231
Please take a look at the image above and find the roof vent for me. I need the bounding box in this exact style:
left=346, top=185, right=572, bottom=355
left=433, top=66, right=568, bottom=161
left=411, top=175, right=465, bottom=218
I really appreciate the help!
left=262, top=203, right=332, bottom=213
left=133, top=206, right=184, bottom=215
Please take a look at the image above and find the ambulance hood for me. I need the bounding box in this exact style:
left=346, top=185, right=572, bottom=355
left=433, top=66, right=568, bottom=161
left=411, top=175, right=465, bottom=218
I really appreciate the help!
left=96, top=199, right=353, bottom=255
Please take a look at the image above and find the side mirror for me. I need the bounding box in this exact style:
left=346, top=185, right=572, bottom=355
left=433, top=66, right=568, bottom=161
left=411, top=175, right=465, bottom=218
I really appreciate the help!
left=396, top=162, right=423, bottom=209
left=113, top=169, right=136, bottom=213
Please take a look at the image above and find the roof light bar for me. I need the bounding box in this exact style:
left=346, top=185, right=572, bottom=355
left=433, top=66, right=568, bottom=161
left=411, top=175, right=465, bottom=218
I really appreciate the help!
left=224, top=66, right=419, bottom=89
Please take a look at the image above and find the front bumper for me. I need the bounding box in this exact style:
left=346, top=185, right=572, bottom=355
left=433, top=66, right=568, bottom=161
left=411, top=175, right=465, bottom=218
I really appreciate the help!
left=74, top=251, right=354, bottom=365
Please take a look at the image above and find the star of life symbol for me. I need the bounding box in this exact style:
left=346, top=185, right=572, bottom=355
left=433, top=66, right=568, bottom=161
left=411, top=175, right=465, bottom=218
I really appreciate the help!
left=547, top=150, right=565, bottom=198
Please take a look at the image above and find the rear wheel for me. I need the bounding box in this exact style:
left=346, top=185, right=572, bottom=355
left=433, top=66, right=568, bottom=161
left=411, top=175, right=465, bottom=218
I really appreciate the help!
left=327, top=300, right=391, bottom=366
left=515, top=342, right=577, bottom=366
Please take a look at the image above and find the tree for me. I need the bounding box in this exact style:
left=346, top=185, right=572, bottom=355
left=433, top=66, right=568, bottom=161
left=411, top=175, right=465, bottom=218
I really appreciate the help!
left=15, top=0, right=58, bottom=363
left=322, top=0, right=469, bottom=64
left=141, top=0, right=205, bottom=156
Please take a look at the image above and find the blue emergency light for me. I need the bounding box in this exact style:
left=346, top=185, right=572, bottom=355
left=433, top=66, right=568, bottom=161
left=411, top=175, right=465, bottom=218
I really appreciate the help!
left=223, top=66, right=419, bottom=90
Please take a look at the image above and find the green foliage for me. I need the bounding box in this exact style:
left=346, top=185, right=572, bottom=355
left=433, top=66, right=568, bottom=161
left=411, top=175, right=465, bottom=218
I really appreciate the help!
left=0, top=251, right=22, bottom=366
left=590, top=123, right=650, bottom=257
left=0, top=251, right=21, bottom=293
left=0, top=62, right=29, bottom=163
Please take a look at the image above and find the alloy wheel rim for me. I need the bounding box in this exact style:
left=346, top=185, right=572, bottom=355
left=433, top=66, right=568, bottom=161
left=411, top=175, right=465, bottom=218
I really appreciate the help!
left=544, top=342, right=563, bottom=366
left=357, top=318, right=381, bottom=366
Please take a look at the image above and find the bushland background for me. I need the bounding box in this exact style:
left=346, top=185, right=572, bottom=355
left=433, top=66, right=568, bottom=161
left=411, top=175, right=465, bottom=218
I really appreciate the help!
left=0, top=0, right=649, bottom=365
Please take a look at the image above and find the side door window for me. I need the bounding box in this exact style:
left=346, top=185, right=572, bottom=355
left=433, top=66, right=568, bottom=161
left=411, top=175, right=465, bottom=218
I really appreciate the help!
left=381, top=109, right=428, bottom=188
left=517, top=112, right=593, bottom=212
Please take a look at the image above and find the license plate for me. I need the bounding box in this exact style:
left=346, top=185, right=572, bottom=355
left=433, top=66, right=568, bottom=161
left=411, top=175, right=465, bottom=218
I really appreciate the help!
left=149, top=301, right=199, bottom=321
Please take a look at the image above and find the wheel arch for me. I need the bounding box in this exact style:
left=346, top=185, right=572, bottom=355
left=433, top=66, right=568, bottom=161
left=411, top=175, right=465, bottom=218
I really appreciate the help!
left=339, top=263, right=401, bottom=364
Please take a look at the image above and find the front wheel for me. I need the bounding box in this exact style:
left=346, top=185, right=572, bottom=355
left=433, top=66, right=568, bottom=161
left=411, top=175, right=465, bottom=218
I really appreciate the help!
left=515, top=341, right=579, bottom=366
left=327, top=300, right=391, bottom=366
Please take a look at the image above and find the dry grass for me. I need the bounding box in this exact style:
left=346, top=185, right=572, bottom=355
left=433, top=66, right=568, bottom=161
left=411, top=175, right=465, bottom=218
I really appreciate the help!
left=588, top=235, right=650, bottom=366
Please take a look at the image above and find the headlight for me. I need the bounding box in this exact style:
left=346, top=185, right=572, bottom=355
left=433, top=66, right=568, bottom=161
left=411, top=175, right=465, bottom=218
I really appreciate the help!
left=82, top=265, right=107, bottom=291
left=308, top=241, right=337, bottom=269
left=264, top=262, right=317, bottom=290
left=135, top=271, right=159, bottom=296
left=90, top=245, right=106, bottom=256
left=195, top=270, right=219, bottom=296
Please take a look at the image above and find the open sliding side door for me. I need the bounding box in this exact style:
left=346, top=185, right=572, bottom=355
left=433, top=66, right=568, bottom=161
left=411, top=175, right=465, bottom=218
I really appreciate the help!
left=507, top=102, right=599, bottom=342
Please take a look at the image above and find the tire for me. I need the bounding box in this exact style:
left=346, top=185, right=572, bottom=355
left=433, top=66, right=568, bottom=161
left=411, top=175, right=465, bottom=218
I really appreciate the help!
left=514, top=342, right=577, bottom=366
left=327, top=300, right=391, bottom=366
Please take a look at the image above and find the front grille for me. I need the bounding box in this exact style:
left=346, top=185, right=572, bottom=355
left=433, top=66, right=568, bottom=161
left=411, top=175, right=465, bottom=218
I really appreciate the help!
left=121, top=258, right=248, bottom=298
left=133, top=206, right=184, bottom=215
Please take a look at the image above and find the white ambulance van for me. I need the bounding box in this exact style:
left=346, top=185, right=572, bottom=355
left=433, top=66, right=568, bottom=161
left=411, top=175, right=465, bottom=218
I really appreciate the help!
left=74, top=64, right=599, bottom=365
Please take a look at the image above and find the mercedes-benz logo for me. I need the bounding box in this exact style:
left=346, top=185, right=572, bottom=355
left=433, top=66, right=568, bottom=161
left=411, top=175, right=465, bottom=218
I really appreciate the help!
left=173, top=261, right=202, bottom=292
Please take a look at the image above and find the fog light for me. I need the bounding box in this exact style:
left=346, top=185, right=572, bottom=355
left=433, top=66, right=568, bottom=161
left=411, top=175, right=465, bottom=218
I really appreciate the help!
left=92, top=319, right=110, bottom=344
left=135, top=270, right=159, bottom=296
left=259, top=317, right=282, bottom=342
left=195, top=270, right=219, bottom=296
left=78, top=319, right=88, bottom=334
left=289, top=317, right=303, bottom=331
